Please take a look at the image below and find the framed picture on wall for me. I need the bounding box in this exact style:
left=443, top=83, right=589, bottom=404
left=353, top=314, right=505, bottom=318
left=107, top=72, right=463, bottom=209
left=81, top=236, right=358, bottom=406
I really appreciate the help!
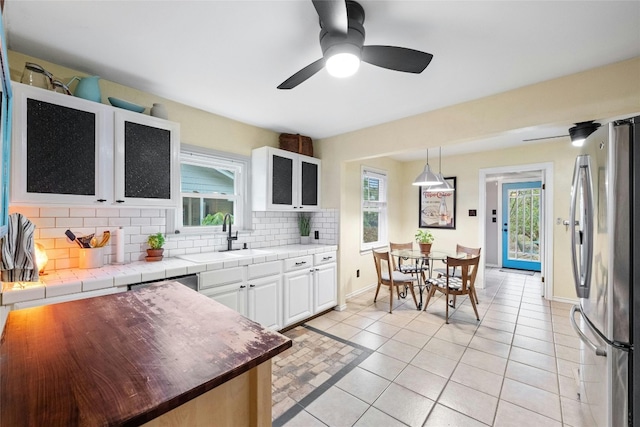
left=418, top=177, right=456, bottom=229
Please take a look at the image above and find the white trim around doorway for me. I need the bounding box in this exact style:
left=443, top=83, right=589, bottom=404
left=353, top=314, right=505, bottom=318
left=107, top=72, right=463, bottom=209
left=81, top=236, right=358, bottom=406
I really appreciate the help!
left=478, top=162, right=554, bottom=300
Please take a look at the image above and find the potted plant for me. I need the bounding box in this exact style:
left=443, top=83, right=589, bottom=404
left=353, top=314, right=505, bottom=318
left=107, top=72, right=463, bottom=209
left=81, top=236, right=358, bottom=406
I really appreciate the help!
left=298, top=213, right=311, bottom=244
left=415, top=229, right=434, bottom=253
left=146, top=232, right=165, bottom=261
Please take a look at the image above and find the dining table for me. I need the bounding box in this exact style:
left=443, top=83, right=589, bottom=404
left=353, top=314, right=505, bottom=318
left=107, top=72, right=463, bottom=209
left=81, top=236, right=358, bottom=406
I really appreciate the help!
left=389, top=249, right=470, bottom=310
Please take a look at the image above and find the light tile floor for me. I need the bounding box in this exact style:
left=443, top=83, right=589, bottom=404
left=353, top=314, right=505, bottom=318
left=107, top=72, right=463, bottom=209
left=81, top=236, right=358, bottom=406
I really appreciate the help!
left=276, top=267, right=594, bottom=427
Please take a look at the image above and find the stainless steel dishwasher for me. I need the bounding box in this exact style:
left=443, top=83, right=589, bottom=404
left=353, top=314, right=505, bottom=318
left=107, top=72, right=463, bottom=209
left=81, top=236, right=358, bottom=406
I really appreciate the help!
left=128, top=274, right=198, bottom=292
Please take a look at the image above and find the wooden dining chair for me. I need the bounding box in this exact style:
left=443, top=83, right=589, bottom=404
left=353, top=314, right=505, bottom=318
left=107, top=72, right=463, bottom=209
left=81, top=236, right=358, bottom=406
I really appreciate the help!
left=389, top=242, right=429, bottom=286
left=423, top=255, right=480, bottom=324
left=433, top=244, right=481, bottom=304
left=372, top=250, right=419, bottom=313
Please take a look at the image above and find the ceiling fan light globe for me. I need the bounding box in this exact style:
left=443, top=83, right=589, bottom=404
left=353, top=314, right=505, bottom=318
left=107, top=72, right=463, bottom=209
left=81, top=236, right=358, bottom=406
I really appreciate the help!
left=326, top=52, right=360, bottom=78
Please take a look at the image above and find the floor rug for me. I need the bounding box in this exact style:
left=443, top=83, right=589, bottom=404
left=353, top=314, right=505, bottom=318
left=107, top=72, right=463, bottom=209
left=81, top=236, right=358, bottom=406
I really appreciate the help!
left=272, top=325, right=372, bottom=426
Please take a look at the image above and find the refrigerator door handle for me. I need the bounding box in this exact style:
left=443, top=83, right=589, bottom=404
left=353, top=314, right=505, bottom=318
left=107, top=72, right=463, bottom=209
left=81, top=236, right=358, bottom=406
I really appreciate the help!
left=569, top=155, right=594, bottom=298
left=570, top=305, right=607, bottom=357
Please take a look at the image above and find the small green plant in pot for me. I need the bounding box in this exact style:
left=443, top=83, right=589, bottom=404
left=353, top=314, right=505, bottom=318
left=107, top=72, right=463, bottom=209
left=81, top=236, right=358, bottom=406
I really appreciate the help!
left=146, top=232, right=165, bottom=261
left=298, top=213, right=311, bottom=244
left=415, top=229, right=434, bottom=253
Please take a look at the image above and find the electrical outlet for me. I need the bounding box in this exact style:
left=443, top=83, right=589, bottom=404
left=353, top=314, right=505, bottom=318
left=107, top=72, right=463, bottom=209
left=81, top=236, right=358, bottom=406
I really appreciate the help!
left=356, top=269, right=360, bottom=278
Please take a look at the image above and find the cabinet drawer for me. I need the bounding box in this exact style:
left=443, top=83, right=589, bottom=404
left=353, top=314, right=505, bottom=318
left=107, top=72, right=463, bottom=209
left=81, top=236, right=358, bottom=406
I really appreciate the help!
left=199, top=267, right=245, bottom=289
left=247, top=261, right=281, bottom=280
left=314, top=252, right=337, bottom=266
left=283, top=255, right=313, bottom=272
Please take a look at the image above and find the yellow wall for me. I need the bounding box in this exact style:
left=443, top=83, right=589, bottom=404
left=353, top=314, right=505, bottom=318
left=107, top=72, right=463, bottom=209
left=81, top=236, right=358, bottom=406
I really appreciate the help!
left=9, top=51, right=279, bottom=154
left=10, top=50, right=640, bottom=305
left=315, top=57, right=639, bottom=304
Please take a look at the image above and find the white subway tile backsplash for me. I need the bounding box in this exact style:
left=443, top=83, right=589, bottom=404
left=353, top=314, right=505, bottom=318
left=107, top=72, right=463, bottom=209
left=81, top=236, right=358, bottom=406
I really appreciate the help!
left=120, top=209, right=141, bottom=218
left=40, top=207, right=70, bottom=218
left=96, top=208, right=120, bottom=218
left=140, top=209, right=162, bottom=217
left=84, top=217, right=109, bottom=227
left=131, top=217, right=151, bottom=226
left=70, top=208, right=96, bottom=218
left=108, top=218, right=132, bottom=227
left=10, top=206, right=338, bottom=271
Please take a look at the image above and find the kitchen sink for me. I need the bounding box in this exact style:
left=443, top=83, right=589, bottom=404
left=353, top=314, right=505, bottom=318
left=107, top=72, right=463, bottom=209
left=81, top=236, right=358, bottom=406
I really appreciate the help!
left=177, top=249, right=273, bottom=263
left=226, top=249, right=273, bottom=256
left=177, top=251, right=240, bottom=263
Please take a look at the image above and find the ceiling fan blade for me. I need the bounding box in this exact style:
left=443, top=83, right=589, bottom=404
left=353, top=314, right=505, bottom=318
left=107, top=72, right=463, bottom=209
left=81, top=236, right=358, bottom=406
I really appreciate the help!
left=361, top=45, right=433, bottom=73
left=312, top=0, right=348, bottom=36
left=277, top=58, right=326, bottom=90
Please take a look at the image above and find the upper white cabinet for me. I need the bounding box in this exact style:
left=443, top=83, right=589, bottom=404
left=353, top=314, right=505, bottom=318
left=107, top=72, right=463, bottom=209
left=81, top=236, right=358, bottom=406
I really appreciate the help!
left=252, top=146, right=321, bottom=211
left=10, top=83, right=179, bottom=207
left=114, top=110, right=179, bottom=206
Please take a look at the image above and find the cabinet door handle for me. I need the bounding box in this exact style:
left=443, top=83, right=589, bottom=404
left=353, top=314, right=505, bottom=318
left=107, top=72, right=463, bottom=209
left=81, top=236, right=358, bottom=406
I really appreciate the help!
left=322, top=256, right=333, bottom=261
left=115, top=200, right=125, bottom=203
left=295, top=261, right=307, bottom=266
left=239, top=285, right=246, bottom=289
left=249, top=284, right=255, bottom=288
left=315, top=268, right=320, bottom=272
left=97, top=199, right=107, bottom=202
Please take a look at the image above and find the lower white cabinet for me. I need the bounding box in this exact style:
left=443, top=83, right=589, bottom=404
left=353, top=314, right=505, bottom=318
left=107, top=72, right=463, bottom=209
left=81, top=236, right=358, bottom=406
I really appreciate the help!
left=283, top=269, right=314, bottom=327
left=247, top=275, right=281, bottom=330
left=314, top=263, right=337, bottom=313
left=198, top=250, right=337, bottom=331
left=199, top=263, right=282, bottom=330
left=200, top=282, right=247, bottom=316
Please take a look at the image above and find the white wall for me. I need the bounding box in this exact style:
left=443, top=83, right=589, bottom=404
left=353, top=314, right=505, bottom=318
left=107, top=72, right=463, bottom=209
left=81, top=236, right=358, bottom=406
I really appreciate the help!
left=485, top=181, right=499, bottom=265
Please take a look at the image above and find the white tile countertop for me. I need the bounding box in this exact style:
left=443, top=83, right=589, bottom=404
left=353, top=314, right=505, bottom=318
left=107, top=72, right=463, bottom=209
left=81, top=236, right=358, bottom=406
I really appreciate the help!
left=0, top=244, right=338, bottom=306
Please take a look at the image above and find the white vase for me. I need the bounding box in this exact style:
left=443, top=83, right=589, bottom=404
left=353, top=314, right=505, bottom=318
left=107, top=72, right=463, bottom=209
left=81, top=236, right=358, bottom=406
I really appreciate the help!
left=300, top=236, right=310, bottom=245
left=150, top=103, right=168, bottom=119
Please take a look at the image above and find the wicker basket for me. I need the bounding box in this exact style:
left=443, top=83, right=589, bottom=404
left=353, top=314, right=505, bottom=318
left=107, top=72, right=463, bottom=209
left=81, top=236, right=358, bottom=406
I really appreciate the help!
left=279, top=133, right=313, bottom=157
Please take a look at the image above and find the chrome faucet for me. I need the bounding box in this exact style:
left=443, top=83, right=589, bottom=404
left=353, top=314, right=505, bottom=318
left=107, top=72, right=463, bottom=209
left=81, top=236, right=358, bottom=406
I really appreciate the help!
left=222, top=213, right=237, bottom=251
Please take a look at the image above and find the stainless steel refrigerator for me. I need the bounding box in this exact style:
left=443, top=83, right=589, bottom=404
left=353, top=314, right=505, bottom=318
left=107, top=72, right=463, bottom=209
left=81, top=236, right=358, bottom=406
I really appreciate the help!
left=569, top=117, right=637, bottom=427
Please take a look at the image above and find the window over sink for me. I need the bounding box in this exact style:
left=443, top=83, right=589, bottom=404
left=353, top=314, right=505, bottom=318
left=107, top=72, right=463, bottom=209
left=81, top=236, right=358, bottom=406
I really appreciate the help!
left=175, top=145, right=250, bottom=233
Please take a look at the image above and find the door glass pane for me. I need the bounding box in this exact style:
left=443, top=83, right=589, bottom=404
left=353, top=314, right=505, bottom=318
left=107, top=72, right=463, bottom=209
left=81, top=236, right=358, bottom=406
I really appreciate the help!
left=508, top=188, right=540, bottom=261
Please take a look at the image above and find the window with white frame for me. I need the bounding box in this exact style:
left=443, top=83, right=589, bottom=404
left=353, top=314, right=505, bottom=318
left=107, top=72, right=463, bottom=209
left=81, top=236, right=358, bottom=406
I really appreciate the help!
left=361, top=167, right=388, bottom=251
left=177, top=145, right=249, bottom=232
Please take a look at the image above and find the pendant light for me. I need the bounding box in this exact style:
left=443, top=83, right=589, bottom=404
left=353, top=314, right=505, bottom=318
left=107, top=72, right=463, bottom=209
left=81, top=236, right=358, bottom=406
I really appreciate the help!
left=412, top=148, right=442, bottom=186
left=425, top=147, right=454, bottom=192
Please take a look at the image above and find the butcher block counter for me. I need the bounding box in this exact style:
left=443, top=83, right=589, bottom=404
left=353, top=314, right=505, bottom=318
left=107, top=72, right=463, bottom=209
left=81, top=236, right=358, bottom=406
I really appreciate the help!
left=0, top=281, right=292, bottom=426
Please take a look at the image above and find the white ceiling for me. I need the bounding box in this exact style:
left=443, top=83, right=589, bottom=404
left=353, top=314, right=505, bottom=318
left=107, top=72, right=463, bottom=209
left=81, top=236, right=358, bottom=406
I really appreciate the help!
left=4, top=1, right=640, bottom=157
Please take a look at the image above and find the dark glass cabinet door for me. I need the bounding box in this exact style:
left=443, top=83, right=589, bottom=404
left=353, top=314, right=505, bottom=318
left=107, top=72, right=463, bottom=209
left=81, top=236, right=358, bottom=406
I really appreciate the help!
left=271, top=155, right=293, bottom=205
left=11, top=83, right=110, bottom=205
left=114, top=110, right=179, bottom=206
left=26, top=98, right=96, bottom=196
left=301, top=160, right=318, bottom=206
left=123, top=121, right=171, bottom=199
